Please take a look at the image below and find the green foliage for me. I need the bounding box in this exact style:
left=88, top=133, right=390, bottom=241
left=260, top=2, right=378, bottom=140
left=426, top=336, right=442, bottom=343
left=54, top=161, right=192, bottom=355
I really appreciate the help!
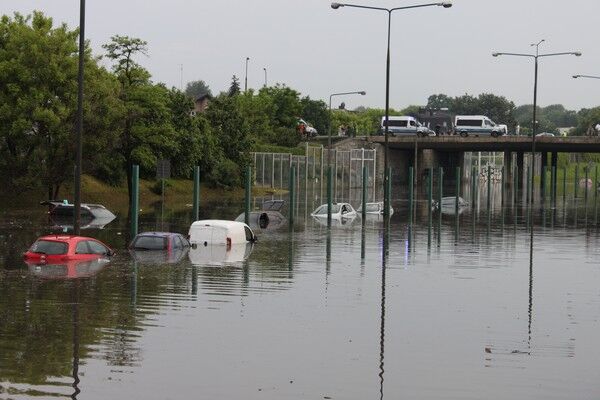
left=300, top=96, right=329, bottom=136
left=150, top=178, right=172, bottom=195
left=572, top=107, right=600, bottom=136
left=184, top=80, right=211, bottom=99
left=228, top=75, right=240, bottom=97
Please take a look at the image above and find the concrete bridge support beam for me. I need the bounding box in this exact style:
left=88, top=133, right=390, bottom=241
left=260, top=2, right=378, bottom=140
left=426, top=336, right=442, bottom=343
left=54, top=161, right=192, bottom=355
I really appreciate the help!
left=541, top=152, right=548, bottom=198
left=504, top=152, right=513, bottom=187
left=516, top=152, right=524, bottom=191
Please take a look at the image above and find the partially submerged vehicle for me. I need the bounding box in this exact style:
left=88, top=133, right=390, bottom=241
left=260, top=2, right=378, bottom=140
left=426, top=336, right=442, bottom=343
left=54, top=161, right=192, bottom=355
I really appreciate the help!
left=311, top=203, right=357, bottom=219
left=129, top=232, right=190, bottom=264
left=434, top=196, right=469, bottom=215
left=234, top=200, right=287, bottom=230
left=41, top=200, right=116, bottom=220
left=23, top=235, right=115, bottom=265
left=188, top=220, right=256, bottom=247
left=357, top=202, right=394, bottom=216
left=129, top=232, right=190, bottom=251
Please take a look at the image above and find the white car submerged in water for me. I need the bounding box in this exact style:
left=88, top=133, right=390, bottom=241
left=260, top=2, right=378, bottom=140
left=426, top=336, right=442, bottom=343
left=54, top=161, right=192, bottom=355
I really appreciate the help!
left=311, top=203, right=357, bottom=219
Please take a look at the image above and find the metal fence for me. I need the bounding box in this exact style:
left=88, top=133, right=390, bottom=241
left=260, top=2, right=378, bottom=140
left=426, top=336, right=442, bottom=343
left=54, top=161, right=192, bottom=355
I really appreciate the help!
left=251, top=145, right=377, bottom=203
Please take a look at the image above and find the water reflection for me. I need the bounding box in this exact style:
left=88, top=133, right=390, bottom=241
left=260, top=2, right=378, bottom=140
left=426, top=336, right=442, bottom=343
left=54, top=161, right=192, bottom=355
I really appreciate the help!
left=1, top=188, right=600, bottom=399
left=25, top=258, right=110, bottom=280
left=188, top=243, right=253, bottom=266
left=129, top=247, right=189, bottom=265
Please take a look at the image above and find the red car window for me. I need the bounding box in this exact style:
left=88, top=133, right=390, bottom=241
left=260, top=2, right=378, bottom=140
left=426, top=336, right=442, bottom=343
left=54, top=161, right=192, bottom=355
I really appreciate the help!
left=30, top=240, right=68, bottom=255
left=88, top=241, right=110, bottom=255
left=75, top=241, right=90, bottom=254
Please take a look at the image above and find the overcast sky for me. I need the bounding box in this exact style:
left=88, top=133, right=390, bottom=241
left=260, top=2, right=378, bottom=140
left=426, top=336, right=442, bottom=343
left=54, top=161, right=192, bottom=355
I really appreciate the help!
left=2, top=0, right=599, bottom=111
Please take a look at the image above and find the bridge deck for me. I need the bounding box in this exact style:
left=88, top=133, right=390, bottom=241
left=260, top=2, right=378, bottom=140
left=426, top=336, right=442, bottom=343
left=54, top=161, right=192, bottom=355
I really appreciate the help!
left=366, top=136, right=600, bottom=153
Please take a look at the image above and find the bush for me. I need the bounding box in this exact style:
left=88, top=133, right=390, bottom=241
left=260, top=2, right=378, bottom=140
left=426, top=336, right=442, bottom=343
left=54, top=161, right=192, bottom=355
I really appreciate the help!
left=209, top=158, right=242, bottom=189
left=150, top=179, right=172, bottom=195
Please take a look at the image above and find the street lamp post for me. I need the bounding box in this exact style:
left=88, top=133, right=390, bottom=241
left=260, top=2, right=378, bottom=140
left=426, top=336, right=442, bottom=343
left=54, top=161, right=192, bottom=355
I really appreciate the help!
left=244, top=57, right=250, bottom=92
left=331, top=1, right=452, bottom=217
left=328, top=91, right=367, bottom=164
left=327, top=90, right=366, bottom=226
left=74, top=0, right=86, bottom=235
left=492, top=42, right=581, bottom=210
left=263, top=67, right=268, bottom=87
left=573, top=74, right=600, bottom=80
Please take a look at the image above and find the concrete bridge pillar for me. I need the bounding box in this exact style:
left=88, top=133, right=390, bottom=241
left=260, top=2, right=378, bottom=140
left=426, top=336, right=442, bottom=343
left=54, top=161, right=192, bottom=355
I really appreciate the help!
left=504, top=152, right=513, bottom=187
left=541, top=152, right=548, bottom=197
left=516, top=152, right=524, bottom=190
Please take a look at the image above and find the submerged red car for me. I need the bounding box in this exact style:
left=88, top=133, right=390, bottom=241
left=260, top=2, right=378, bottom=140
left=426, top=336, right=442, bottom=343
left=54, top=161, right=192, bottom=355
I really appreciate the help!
left=23, top=235, right=115, bottom=264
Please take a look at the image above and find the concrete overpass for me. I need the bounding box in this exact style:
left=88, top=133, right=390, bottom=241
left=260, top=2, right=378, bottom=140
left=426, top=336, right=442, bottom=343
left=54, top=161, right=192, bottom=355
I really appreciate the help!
left=327, top=135, right=600, bottom=185
left=366, top=135, right=600, bottom=153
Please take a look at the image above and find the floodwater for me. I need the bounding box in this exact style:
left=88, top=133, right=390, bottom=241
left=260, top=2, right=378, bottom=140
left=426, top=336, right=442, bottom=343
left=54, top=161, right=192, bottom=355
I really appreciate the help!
left=1, top=181, right=600, bottom=399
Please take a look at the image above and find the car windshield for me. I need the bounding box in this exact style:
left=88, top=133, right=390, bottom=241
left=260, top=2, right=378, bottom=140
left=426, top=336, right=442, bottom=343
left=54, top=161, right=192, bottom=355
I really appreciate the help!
left=30, top=240, right=68, bottom=255
left=314, top=204, right=341, bottom=215
left=132, top=235, right=167, bottom=250
left=366, top=203, right=381, bottom=212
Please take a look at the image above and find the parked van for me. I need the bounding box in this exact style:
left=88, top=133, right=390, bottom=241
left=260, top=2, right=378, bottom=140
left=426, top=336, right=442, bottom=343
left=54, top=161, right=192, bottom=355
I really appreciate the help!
left=380, top=116, right=434, bottom=137
left=454, top=115, right=505, bottom=137
left=188, top=220, right=256, bottom=247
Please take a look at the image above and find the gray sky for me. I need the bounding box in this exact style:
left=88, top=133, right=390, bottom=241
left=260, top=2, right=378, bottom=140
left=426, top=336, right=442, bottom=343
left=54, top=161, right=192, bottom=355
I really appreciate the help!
left=3, top=0, right=600, bottom=112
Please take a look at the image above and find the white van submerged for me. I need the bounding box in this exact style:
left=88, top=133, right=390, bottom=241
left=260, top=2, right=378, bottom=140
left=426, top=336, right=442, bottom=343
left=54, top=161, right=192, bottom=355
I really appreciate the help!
left=454, top=115, right=505, bottom=137
left=381, top=116, right=434, bottom=137
left=188, top=220, right=256, bottom=247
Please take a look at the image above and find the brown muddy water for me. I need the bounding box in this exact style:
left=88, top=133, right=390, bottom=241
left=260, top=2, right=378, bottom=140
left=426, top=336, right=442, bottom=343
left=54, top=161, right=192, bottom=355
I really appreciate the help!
left=1, top=184, right=599, bottom=399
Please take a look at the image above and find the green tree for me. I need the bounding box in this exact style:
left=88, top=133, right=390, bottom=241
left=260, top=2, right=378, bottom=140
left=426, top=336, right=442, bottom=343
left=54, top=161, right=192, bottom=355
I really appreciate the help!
left=228, top=75, right=240, bottom=97
left=184, top=80, right=212, bottom=99
left=0, top=12, right=119, bottom=198
left=300, top=96, right=329, bottom=136
left=103, top=35, right=177, bottom=202
left=427, top=93, right=453, bottom=109
left=204, top=94, right=252, bottom=187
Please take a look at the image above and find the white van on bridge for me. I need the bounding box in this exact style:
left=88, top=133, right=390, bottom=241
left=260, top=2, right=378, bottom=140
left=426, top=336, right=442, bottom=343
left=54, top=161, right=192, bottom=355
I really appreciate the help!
left=454, top=115, right=506, bottom=137
left=381, top=116, right=434, bottom=137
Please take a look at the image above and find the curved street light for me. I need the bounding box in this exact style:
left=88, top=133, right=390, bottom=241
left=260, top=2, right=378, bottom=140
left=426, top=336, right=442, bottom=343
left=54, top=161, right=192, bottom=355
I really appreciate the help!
left=573, top=74, right=600, bottom=80
left=328, top=90, right=367, bottom=155
left=492, top=41, right=581, bottom=247
left=331, top=1, right=452, bottom=217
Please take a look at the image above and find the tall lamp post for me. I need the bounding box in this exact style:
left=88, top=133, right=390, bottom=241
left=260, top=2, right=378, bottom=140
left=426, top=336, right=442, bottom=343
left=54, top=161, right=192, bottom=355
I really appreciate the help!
left=263, top=67, right=268, bottom=87
left=74, top=0, right=86, bottom=235
left=331, top=1, right=452, bottom=217
left=244, top=57, right=250, bottom=92
left=328, top=91, right=367, bottom=164
left=492, top=41, right=581, bottom=211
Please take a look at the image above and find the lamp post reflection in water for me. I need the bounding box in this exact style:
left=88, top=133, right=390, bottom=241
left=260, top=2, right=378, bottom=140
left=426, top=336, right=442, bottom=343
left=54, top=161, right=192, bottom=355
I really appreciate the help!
left=71, top=282, right=81, bottom=399
left=379, top=219, right=390, bottom=399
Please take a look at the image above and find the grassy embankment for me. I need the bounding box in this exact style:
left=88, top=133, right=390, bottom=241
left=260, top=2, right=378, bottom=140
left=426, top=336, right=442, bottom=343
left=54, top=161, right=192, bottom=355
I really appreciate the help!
left=1, top=175, right=286, bottom=213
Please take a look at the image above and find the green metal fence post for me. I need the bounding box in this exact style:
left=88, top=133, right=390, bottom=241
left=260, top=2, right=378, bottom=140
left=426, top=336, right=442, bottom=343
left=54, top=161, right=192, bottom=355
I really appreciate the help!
left=130, top=164, right=139, bottom=238
left=192, top=166, right=200, bottom=221
left=244, top=166, right=251, bottom=225
left=427, top=168, right=433, bottom=247
left=408, top=167, right=414, bottom=227
left=327, top=165, right=333, bottom=226
left=362, top=166, right=368, bottom=221
left=289, top=166, right=296, bottom=225
left=575, top=164, right=579, bottom=199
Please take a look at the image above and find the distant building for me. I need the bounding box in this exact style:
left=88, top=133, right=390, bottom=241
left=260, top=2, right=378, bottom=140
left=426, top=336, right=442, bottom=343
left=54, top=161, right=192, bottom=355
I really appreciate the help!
left=191, top=94, right=210, bottom=115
